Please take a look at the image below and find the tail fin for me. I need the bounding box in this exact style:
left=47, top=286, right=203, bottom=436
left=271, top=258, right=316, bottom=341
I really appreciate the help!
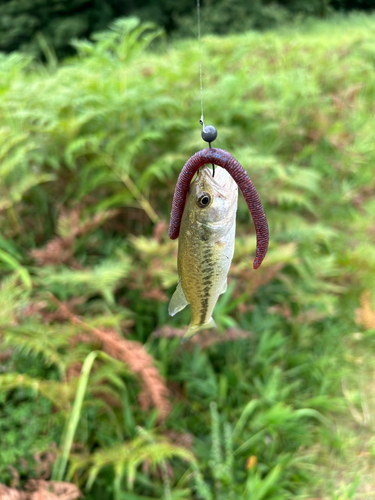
left=181, top=317, right=216, bottom=344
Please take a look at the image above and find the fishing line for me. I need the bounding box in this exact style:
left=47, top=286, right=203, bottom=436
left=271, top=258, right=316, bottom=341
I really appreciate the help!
left=197, top=0, right=217, bottom=175
left=197, top=0, right=204, bottom=125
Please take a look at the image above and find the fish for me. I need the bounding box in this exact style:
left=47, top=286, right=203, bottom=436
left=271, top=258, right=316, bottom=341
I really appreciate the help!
left=169, top=164, right=238, bottom=343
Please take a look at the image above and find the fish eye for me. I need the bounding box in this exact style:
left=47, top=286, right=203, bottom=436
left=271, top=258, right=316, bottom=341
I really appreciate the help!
left=197, top=192, right=211, bottom=208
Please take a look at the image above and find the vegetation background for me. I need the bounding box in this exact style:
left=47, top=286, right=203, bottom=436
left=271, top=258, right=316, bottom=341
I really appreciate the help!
left=1, top=0, right=375, bottom=57
left=1, top=2, right=375, bottom=500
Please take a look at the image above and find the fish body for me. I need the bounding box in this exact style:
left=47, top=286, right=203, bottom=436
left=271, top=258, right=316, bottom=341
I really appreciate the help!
left=169, top=165, right=238, bottom=342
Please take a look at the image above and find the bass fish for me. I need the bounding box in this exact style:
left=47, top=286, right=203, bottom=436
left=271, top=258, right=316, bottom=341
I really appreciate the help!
left=169, top=165, right=238, bottom=343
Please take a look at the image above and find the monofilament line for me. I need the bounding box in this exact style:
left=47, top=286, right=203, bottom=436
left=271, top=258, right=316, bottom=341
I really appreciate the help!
left=197, top=0, right=204, bottom=124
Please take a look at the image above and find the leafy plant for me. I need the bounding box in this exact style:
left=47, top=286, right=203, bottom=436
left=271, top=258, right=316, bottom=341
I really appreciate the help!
left=1, top=12, right=375, bottom=500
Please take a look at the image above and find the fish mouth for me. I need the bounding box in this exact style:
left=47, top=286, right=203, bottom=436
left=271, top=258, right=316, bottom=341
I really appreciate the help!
left=198, top=166, right=237, bottom=195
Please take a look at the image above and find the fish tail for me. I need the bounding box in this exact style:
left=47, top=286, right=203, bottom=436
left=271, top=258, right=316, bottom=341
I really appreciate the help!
left=180, top=318, right=216, bottom=344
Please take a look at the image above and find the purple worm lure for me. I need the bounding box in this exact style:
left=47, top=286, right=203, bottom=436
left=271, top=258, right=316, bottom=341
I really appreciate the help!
left=168, top=147, right=269, bottom=269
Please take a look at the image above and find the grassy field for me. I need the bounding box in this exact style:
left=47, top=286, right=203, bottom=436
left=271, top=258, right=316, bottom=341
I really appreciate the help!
left=0, top=13, right=375, bottom=500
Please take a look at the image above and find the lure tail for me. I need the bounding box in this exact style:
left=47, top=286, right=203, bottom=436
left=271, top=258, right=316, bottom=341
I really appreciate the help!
left=181, top=317, right=216, bottom=344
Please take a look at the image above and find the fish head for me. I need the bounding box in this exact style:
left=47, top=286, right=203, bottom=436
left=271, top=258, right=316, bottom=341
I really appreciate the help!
left=185, top=165, right=238, bottom=237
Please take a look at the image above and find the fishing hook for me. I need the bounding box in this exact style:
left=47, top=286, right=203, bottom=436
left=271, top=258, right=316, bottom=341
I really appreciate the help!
left=168, top=148, right=269, bottom=269
left=201, top=121, right=217, bottom=178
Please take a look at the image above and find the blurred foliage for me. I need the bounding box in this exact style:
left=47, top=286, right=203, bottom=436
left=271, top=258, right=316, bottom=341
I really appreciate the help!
left=0, top=0, right=116, bottom=58
left=1, top=13, right=375, bottom=500
left=1, top=0, right=375, bottom=58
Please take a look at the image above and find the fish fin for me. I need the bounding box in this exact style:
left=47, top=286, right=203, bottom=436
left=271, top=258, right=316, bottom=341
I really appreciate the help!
left=181, top=317, right=216, bottom=344
left=168, top=281, right=189, bottom=317
left=220, top=279, right=227, bottom=295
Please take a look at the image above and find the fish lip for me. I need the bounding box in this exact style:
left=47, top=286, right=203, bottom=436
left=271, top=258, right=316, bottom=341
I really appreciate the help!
left=198, top=166, right=237, bottom=195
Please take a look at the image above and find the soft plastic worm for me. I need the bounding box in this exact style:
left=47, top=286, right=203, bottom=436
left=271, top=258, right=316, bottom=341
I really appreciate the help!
left=168, top=148, right=269, bottom=269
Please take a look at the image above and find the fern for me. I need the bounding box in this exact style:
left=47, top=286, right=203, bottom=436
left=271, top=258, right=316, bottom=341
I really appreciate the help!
left=0, top=274, right=28, bottom=326
left=0, top=373, right=75, bottom=410
left=69, top=428, right=196, bottom=495
left=2, top=325, right=68, bottom=374
left=35, top=256, right=131, bottom=302
left=0, top=13, right=375, bottom=499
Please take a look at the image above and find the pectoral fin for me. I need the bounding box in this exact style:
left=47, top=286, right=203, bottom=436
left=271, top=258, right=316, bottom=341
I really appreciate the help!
left=220, top=279, right=227, bottom=295
left=168, top=281, right=189, bottom=317
left=181, top=317, right=216, bottom=344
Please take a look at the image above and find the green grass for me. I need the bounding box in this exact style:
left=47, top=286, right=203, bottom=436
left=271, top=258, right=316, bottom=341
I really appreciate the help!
left=0, top=13, right=375, bottom=500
